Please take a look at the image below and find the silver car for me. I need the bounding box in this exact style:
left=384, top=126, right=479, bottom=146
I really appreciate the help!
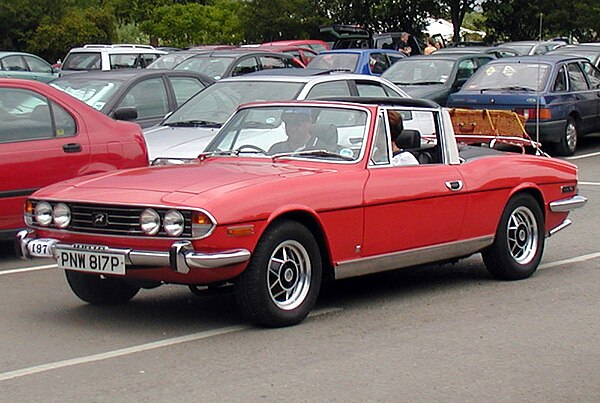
left=144, top=70, right=409, bottom=164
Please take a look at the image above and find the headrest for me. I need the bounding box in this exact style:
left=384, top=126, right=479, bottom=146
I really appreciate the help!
left=395, top=129, right=421, bottom=149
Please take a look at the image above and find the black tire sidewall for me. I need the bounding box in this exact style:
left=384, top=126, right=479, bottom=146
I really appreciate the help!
left=483, top=194, right=545, bottom=280
left=234, top=221, right=322, bottom=327
left=555, top=116, right=577, bottom=156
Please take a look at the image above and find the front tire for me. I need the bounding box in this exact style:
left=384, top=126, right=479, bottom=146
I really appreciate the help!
left=482, top=194, right=545, bottom=280
left=234, top=221, right=322, bottom=327
left=554, top=116, right=578, bottom=156
left=65, top=270, right=140, bottom=305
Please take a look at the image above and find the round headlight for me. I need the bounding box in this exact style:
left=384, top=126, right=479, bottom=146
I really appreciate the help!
left=163, top=209, right=185, bottom=237
left=140, top=208, right=160, bottom=235
left=34, top=202, right=53, bottom=227
left=53, top=203, right=71, bottom=229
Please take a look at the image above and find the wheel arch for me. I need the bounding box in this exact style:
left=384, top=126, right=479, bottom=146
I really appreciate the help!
left=265, top=207, right=334, bottom=282
left=507, top=185, right=546, bottom=221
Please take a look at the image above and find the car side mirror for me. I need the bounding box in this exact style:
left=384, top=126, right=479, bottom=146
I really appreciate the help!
left=114, top=107, right=138, bottom=121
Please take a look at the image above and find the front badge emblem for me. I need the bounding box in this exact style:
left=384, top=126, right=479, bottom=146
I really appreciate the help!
left=92, top=213, right=108, bottom=227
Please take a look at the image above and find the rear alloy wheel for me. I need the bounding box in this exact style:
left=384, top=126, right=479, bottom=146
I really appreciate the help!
left=482, top=194, right=545, bottom=280
left=65, top=270, right=140, bottom=305
left=554, top=116, right=578, bottom=156
left=234, top=220, right=322, bottom=327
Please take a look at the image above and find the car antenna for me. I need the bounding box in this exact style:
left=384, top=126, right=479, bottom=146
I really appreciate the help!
left=535, top=12, right=543, bottom=145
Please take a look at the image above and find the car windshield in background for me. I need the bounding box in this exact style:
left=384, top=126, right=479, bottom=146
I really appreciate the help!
left=205, top=105, right=368, bottom=162
left=503, top=44, right=534, bottom=55
left=309, top=54, right=359, bottom=71
left=464, top=62, right=551, bottom=92
left=163, top=81, right=304, bottom=127
left=61, top=52, right=101, bottom=71
left=174, top=56, right=234, bottom=79
left=147, top=53, right=197, bottom=69
left=50, top=78, right=124, bottom=110
left=383, top=59, right=454, bottom=85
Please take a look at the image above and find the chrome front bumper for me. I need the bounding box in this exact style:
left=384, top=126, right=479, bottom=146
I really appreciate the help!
left=16, top=230, right=251, bottom=274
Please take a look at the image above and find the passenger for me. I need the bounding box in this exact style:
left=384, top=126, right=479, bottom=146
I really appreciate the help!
left=388, top=110, right=419, bottom=166
left=269, top=111, right=312, bottom=154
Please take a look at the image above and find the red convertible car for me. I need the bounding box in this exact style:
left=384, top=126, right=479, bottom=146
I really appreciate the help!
left=0, top=79, right=148, bottom=239
left=18, top=98, right=586, bottom=327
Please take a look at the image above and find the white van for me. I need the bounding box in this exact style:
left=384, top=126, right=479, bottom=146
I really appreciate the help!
left=60, top=44, right=167, bottom=75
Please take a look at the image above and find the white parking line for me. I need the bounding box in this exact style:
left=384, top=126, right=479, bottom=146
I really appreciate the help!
left=0, top=308, right=342, bottom=382
left=566, top=151, right=600, bottom=160
left=579, top=181, right=600, bottom=187
left=539, top=251, right=600, bottom=270
left=0, top=264, right=57, bottom=276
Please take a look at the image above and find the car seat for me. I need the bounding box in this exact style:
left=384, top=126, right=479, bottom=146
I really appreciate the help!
left=307, top=124, right=339, bottom=152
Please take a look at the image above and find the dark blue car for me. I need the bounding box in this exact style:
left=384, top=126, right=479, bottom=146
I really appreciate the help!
left=447, top=55, right=600, bottom=155
left=308, top=49, right=405, bottom=76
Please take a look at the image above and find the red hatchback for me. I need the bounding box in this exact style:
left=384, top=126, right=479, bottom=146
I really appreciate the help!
left=0, top=79, right=148, bottom=239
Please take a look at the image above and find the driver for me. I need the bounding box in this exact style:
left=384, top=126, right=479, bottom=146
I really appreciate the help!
left=268, top=110, right=312, bottom=154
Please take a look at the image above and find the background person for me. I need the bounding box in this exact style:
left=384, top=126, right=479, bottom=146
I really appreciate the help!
left=424, top=37, right=437, bottom=55
left=396, top=32, right=413, bottom=56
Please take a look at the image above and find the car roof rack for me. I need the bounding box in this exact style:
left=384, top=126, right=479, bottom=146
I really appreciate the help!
left=315, top=96, right=441, bottom=108
left=83, top=44, right=156, bottom=50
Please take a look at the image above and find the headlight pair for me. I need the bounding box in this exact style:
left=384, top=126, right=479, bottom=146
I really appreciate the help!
left=32, top=201, right=71, bottom=229
left=140, top=208, right=185, bottom=237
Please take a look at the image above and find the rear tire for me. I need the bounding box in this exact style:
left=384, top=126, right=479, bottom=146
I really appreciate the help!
left=554, top=116, right=577, bottom=156
left=482, top=194, right=545, bottom=280
left=234, top=220, right=322, bottom=327
left=65, top=270, right=140, bottom=305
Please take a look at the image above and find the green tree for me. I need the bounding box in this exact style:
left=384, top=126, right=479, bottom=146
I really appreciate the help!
left=27, top=6, right=117, bottom=62
left=438, top=0, right=478, bottom=43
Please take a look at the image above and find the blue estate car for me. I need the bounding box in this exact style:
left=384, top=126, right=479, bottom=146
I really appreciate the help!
left=308, top=49, right=405, bottom=76
left=447, top=55, right=600, bottom=155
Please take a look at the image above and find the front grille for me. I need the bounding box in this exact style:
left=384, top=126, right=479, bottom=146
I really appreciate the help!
left=32, top=201, right=193, bottom=237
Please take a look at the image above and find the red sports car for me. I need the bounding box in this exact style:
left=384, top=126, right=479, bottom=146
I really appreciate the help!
left=0, top=79, right=148, bottom=239
left=18, top=98, right=586, bottom=327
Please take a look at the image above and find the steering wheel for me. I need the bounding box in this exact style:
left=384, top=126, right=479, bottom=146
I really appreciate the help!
left=235, top=144, right=268, bottom=155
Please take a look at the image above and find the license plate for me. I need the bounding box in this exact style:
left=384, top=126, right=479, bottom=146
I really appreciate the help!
left=57, top=249, right=126, bottom=275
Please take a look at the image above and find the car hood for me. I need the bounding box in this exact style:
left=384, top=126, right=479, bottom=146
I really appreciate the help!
left=34, top=158, right=334, bottom=206
left=143, top=125, right=221, bottom=162
left=448, top=91, right=545, bottom=108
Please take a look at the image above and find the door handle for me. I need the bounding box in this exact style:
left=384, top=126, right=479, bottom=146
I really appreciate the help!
left=445, top=180, right=463, bottom=191
left=62, top=143, right=82, bottom=153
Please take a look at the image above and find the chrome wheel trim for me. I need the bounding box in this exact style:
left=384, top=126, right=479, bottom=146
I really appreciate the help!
left=507, top=206, right=538, bottom=265
left=267, top=239, right=312, bottom=311
left=566, top=120, right=577, bottom=152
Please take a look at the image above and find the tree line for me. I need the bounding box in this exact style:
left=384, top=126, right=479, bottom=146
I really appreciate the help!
left=1, top=0, right=598, bottom=63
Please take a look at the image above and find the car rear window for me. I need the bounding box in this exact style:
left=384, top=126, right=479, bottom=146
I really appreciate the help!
left=309, top=53, right=360, bottom=72
left=62, top=52, right=101, bottom=71
left=463, top=62, right=551, bottom=92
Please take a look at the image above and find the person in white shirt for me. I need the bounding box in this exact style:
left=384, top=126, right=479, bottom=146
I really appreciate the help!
left=388, top=110, right=419, bottom=166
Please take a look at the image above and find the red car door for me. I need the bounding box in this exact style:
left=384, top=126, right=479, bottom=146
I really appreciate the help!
left=361, top=110, right=468, bottom=258
left=0, top=85, right=90, bottom=234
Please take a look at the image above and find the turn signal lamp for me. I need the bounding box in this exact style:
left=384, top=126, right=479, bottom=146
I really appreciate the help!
left=192, top=211, right=214, bottom=238
left=25, top=200, right=34, bottom=226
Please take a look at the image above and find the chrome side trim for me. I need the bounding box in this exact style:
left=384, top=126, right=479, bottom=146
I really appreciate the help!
left=334, top=236, right=494, bottom=280
left=549, top=195, right=587, bottom=212
left=547, top=219, right=572, bottom=237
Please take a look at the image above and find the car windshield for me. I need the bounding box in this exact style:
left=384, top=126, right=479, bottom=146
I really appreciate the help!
left=205, top=105, right=368, bottom=162
left=50, top=78, right=124, bottom=110
left=147, top=52, right=197, bottom=69
left=61, top=52, right=102, bottom=71
left=174, top=56, right=234, bottom=79
left=308, top=53, right=359, bottom=71
left=382, top=59, right=454, bottom=84
left=464, top=62, right=551, bottom=91
left=163, top=80, right=304, bottom=126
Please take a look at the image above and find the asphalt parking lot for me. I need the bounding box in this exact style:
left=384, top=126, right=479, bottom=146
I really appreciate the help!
left=0, top=136, right=599, bottom=401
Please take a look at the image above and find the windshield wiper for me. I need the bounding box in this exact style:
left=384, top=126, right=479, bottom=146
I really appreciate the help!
left=479, top=86, right=536, bottom=93
left=272, top=149, right=354, bottom=161
left=165, top=120, right=222, bottom=128
left=411, top=81, right=443, bottom=85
